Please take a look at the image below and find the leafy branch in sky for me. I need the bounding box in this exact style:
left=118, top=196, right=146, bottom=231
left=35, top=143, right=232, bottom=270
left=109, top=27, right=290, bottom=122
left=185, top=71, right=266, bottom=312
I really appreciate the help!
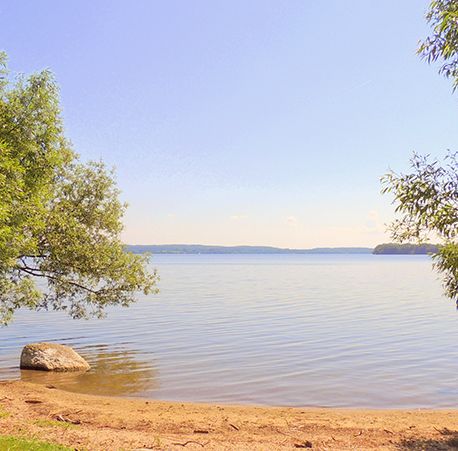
left=418, top=0, right=458, bottom=89
left=382, top=152, right=458, bottom=299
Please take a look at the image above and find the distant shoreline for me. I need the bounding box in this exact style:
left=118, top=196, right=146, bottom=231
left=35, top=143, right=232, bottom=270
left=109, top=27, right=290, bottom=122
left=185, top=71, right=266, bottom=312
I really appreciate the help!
left=127, top=244, right=373, bottom=255
left=126, top=243, right=439, bottom=255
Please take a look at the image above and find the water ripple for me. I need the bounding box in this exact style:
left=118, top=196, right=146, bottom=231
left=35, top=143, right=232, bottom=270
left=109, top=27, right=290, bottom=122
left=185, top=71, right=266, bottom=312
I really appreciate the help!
left=1, top=254, right=457, bottom=408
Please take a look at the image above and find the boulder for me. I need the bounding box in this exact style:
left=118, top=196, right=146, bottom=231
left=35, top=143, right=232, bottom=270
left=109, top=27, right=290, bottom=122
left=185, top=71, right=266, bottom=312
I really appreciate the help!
left=20, top=342, right=90, bottom=372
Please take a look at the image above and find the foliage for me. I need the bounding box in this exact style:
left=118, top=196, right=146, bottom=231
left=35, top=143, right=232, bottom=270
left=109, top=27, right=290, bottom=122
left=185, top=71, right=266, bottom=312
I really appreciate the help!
left=0, top=52, right=157, bottom=324
left=382, top=152, right=458, bottom=299
left=419, top=0, right=458, bottom=89
left=382, top=1, right=458, bottom=303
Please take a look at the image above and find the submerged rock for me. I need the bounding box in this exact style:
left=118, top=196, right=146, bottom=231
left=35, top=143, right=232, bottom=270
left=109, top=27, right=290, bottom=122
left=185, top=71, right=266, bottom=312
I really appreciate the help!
left=20, top=342, right=90, bottom=372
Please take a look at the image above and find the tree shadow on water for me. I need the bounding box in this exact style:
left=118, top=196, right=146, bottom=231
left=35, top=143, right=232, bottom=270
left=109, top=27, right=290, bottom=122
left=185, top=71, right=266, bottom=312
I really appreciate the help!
left=21, top=345, right=158, bottom=397
left=396, top=428, right=458, bottom=450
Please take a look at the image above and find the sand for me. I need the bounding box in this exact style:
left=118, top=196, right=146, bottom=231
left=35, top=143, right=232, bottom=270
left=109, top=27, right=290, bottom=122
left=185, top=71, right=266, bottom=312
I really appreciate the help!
left=1, top=380, right=458, bottom=450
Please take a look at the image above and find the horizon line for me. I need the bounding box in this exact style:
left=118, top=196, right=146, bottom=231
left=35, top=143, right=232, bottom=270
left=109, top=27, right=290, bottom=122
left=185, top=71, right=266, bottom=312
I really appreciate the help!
left=125, top=243, right=375, bottom=249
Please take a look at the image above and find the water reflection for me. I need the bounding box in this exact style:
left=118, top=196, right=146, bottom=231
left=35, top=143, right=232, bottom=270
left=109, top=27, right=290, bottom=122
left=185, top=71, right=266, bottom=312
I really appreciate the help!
left=21, top=345, right=158, bottom=396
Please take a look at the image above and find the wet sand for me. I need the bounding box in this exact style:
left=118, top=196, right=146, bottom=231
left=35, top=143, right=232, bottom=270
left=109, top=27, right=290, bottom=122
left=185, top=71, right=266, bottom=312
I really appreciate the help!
left=1, top=380, right=458, bottom=450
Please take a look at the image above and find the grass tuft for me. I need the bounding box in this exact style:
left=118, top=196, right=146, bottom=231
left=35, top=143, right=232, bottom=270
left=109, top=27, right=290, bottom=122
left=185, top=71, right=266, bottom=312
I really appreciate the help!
left=33, top=419, right=77, bottom=430
left=0, top=435, right=72, bottom=450
left=0, top=405, right=10, bottom=419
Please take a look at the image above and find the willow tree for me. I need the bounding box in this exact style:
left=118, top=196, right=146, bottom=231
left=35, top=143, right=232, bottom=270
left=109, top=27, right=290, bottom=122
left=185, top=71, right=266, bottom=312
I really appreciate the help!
left=383, top=0, right=458, bottom=303
left=382, top=152, right=458, bottom=299
left=0, top=53, right=157, bottom=324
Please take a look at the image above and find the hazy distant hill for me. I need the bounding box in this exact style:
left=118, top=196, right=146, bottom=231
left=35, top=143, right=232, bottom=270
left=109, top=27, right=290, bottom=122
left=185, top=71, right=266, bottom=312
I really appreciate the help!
left=373, top=243, right=439, bottom=255
left=127, top=244, right=373, bottom=255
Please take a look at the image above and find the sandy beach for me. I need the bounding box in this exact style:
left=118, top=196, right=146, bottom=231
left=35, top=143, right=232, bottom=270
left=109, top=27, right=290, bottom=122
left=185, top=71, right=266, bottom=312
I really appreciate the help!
left=1, top=380, right=458, bottom=450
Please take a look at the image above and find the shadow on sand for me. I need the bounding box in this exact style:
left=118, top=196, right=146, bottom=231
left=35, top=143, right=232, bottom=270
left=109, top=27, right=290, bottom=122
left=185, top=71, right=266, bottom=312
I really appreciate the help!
left=396, top=428, right=458, bottom=450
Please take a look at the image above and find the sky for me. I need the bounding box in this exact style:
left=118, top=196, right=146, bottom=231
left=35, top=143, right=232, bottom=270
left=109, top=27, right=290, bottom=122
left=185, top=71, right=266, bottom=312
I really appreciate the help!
left=1, top=0, right=457, bottom=248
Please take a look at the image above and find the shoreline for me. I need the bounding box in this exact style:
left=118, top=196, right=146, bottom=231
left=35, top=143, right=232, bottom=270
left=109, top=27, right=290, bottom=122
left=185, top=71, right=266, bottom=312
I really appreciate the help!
left=1, top=381, right=458, bottom=450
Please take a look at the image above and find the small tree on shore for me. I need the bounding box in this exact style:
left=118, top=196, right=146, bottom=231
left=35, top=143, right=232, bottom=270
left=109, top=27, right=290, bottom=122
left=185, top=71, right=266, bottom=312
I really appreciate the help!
left=0, top=53, right=157, bottom=324
left=383, top=0, right=458, bottom=303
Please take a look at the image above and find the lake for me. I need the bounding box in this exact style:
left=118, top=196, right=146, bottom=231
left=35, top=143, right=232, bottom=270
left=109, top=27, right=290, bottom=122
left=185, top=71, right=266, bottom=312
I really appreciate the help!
left=1, top=254, right=457, bottom=408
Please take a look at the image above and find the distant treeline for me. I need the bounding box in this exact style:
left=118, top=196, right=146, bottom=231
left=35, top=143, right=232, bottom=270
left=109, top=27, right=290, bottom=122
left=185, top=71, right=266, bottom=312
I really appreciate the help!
left=126, top=244, right=442, bottom=255
left=127, top=244, right=373, bottom=255
left=373, top=243, right=440, bottom=255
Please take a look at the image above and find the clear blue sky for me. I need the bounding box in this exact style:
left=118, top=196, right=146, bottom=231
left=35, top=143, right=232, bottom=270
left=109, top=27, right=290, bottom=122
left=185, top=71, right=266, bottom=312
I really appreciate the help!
left=1, top=0, right=456, bottom=247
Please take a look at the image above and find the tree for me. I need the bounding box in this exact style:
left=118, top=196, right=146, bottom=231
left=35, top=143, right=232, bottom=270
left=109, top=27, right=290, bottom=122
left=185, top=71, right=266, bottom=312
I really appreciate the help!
left=0, top=52, right=157, bottom=325
left=382, top=153, right=458, bottom=299
left=383, top=0, right=458, bottom=303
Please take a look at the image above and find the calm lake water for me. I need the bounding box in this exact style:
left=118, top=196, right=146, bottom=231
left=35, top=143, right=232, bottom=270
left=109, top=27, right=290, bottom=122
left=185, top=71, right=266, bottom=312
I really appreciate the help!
left=1, top=254, right=458, bottom=408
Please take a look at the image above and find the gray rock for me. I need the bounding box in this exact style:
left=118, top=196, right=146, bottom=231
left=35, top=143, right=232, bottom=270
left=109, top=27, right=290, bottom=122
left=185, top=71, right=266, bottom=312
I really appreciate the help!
left=20, top=342, right=90, bottom=372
